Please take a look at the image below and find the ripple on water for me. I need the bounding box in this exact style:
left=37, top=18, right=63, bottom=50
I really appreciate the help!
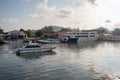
left=0, top=42, right=120, bottom=80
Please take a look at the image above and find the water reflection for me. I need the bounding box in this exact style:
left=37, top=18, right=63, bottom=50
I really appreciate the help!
left=77, top=41, right=101, bottom=49
left=16, top=51, right=56, bottom=60
left=60, top=41, right=101, bottom=49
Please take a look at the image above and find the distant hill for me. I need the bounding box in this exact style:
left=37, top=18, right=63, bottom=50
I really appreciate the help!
left=47, top=26, right=62, bottom=32
left=96, top=27, right=111, bottom=33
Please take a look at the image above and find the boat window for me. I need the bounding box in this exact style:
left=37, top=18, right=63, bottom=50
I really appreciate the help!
left=29, top=45, right=31, bottom=48
left=25, top=44, right=41, bottom=48
left=25, top=45, right=32, bottom=48
left=81, top=33, right=88, bottom=34
left=77, top=33, right=79, bottom=35
left=89, top=35, right=95, bottom=37
left=25, top=45, right=30, bottom=48
left=91, top=33, right=95, bottom=34
left=68, top=33, right=72, bottom=35
left=36, top=45, right=40, bottom=47
left=25, top=45, right=29, bottom=48
left=79, top=36, right=88, bottom=37
left=33, top=45, right=35, bottom=47
left=75, top=36, right=79, bottom=37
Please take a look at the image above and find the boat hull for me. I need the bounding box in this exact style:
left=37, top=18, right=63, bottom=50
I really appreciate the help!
left=77, top=36, right=99, bottom=42
left=38, top=40, right=60, bottom=44
left=61, top=37, right=78, bottom=43
left=16, top=47, right=56, bottom=54
left=67, top=38, right=78, bottom=43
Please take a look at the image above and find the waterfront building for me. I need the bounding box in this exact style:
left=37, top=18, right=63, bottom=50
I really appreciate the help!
left=99, top=33, right=120, bottom=41
left=6, top=30, right=27, bottom=40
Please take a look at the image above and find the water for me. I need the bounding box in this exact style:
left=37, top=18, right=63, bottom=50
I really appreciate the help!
left=0, top=41, right=120, bottom=80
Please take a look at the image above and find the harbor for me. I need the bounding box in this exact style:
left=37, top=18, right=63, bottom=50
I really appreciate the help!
left=1, top=28, right=120, bottom=80
left=0, top=28, right=120, bottom=80
left=1, top=0, right=120, bottom=79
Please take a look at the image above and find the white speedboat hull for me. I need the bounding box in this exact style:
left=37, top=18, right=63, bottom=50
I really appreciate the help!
left=16, top=44, right=56, bottom=53
left=16, top=45, right=56, bottom=54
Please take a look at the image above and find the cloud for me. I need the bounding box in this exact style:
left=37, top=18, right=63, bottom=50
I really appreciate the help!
left=36, top=0, right=56, bottom=12
left=24, top=0, right=35, bottom=2
left=25, top=0, right=31, bottom=2
left=36, top=0, right=74, bottom=19
left=87, top=0, right=97, bottom=6
left=2, top=18, right=19, bottom=23
left=29, top=13, right=47, bottom=19
left=57, top=8, right=74, bottom=18
left=74, top=2, right=81, bottom=6
left=114, top=21, right=120, bottom=27
left=106, top=20, right=111, bottom=23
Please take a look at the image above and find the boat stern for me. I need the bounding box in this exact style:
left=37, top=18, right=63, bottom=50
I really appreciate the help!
left=16, top=48, right=21, bottom=55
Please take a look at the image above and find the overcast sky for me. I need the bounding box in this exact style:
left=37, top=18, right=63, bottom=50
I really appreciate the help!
left=0, top=0, right=120, bottom=31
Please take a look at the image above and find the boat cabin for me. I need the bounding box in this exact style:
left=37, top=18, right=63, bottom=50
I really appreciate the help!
left=24, top=43, right=41, bottom=48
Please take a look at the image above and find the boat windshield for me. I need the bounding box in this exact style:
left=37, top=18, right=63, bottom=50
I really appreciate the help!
left=25, top=44, right=41, bottom=48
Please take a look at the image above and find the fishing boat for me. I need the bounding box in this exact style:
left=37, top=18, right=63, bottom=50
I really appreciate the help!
left=16, top=42, right=56, bottom=54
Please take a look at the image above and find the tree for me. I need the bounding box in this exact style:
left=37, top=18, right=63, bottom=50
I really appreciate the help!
left=61, top=27, right=70, bottom=31
left=25, top=29, right=33, bottom=37
left=35, top=29, right=43, bottom=37
left=41, top=26, right=54, bottom=33
left=19, top=28, right=25, bottom=32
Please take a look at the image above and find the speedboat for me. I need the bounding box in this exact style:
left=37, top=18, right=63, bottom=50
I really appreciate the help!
left=16, top=43, right=56, bottom=54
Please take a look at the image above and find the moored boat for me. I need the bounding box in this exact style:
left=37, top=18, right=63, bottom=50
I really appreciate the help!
left=61, top=30, right=99, bottom=43
left=38, top=38, right=60, bottom=44
left=77, top=31, right=99, bottom=42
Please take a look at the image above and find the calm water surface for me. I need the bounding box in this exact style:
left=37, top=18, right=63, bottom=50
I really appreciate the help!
left=0, top=41, right=120, bottom=80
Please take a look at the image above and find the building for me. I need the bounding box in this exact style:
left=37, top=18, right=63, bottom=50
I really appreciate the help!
left=99, top=33, right=120, bottom=41
left=6, top=30, right=27, bottom=40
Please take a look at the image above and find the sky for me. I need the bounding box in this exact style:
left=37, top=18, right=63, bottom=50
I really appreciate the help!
left=0, top=0, right=120, bottom=31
